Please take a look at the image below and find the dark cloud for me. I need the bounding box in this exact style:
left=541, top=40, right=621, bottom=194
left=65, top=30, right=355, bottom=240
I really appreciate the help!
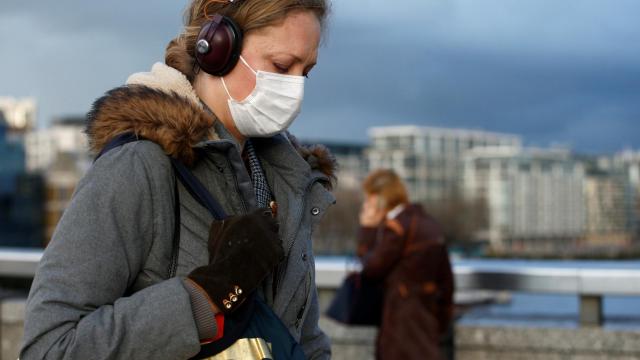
left=1, top=0, right=639, bottom=153
left=0, top=0, right=184, bottom=37
left=0, top=0, right=186, bottom=126
left=296, top=0, right=640, bottom=153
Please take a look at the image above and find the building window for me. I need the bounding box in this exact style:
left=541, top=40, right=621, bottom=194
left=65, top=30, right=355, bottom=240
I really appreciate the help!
left=405, top=156, right=418, bottom=169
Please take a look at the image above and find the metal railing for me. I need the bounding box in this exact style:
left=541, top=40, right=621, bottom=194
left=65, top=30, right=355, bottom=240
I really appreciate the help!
left=2, top=249, right=640, bottom=326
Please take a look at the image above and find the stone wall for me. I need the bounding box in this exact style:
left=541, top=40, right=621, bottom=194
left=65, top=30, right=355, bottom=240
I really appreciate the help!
left=456, top=325, right=640, bottom=360
left=3, top=297, right=640, bottom=360
left=321, top=318, right=640, bottom=360
left=1, top=299, right=24, bottom=360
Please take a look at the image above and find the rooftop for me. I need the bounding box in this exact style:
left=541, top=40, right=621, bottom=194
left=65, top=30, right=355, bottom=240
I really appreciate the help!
left=368, top=125, right=522, bottom=142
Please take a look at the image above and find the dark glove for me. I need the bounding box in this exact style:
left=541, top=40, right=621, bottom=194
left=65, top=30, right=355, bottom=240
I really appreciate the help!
left=187, top=208, right=284, bottom=314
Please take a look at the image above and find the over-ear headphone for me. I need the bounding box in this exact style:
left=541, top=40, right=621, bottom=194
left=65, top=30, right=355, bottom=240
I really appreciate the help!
left=195, top=14, right=243, bottom=76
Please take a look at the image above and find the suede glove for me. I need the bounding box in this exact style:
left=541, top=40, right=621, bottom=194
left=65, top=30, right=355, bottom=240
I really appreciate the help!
left=187, top=208, right=284, bottom=314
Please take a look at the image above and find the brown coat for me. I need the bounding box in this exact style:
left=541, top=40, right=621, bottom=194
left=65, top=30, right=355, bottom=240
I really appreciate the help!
left=358, top=204, right=454, bottom=360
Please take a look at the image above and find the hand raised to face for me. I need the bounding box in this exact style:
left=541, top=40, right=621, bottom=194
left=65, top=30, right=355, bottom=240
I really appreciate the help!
left=359, top=194, right=387, bottom=227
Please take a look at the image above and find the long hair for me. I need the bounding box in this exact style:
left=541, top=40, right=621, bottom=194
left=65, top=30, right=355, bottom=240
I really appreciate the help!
left=362, top=169, right=410, bottom=211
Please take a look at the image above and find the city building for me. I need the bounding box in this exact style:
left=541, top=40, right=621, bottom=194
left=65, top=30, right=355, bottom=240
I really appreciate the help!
left=0, top=113, right=25, bottom=194
left=462, top=147, right=587, bottom=251
left=25, top=116, right=90, bottom=173
left=0, top=97, right=37, bottom=135
left=596, top=150, right=640, bottom=240
left=43, top=153, right=86, bottom=244
left=367, top=125, right=521, bottom=204
left=1, top=112, right=44, bottom=247
left=314, top=141, right=368, bottom=190
left=583, top=171, right=634, bottom=246
left=25, top=116, right=91, bottom=243
left=4, top=173, right=46, bottom=247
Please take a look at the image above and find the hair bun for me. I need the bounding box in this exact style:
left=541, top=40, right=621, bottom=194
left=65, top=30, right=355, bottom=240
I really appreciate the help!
left=165, top=34, right=197, bottom=81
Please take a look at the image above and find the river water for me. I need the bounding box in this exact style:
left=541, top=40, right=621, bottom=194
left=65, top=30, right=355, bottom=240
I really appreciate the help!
left=455, top=259, right=640, bottom=330
left=317, top=256, right=640, bottom=330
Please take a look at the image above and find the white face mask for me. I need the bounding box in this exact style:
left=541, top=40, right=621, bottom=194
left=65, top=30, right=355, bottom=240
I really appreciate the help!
left=221, top=56, right=305, bottom=138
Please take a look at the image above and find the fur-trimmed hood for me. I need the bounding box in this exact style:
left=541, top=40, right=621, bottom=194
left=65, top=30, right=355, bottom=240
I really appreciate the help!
left=86, top=62, right=337, bottom=183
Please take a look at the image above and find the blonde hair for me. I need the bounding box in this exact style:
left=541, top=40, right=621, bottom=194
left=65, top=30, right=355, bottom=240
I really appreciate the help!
left=362, top=169, right=410, bottom=210
left=166, top=0, right=330, bottom=82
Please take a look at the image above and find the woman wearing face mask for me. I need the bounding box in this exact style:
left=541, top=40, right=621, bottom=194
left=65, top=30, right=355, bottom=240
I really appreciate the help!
left=20, top=0, right=334, bottom=359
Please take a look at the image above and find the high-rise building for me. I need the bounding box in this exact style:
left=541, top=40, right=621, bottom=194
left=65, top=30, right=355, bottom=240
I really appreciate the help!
left=25, top=116, right=91, bottom=243
left=367, top=125, right=521, bottom=203
left=321, top=141, right=368, bottom=190
left=0, top=114, right=25, bottom=194
left=25, top=116, right=90, bottom=173
left=1, top=111, right=44, bottom=247
left=598, top=150, right=640, bottom=240
left=583, top=171, right=634, bottom=246
left=0, top=97, right=37, bottom=134
left=462, top=147, right=587, bottom=250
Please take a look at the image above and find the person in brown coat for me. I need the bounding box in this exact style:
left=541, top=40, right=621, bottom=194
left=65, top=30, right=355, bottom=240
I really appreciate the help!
left=357, top=169, right=455, bottom=360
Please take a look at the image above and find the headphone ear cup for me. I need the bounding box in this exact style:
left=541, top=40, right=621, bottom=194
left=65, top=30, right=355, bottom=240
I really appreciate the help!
left=195, top=14, right=243, bottom=77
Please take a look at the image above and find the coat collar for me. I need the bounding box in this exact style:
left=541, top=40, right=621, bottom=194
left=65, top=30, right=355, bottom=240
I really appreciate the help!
left=85, top=62, right=336, bottom=188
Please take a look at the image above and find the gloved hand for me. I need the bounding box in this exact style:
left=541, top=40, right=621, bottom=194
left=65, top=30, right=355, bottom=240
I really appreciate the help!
left=187, top=208, right=284, bottom=314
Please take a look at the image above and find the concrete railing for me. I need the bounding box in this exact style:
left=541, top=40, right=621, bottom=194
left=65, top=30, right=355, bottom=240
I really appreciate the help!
left=315, top=256, right=640, bottom=327
left=0, top=249, right=41, bottom=279
left=3, top=249, right=640, bottom=326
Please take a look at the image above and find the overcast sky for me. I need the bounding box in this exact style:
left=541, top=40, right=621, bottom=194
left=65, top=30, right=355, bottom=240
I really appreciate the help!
left=1, top=0, right=639, bottom=153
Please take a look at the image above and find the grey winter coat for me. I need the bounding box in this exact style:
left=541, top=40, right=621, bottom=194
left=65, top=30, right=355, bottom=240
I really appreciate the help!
left=20, top=63, right=336, bottom=359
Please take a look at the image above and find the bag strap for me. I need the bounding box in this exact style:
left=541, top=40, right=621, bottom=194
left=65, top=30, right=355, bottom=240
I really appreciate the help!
left=94, top=132, right=140, bottom=161
left=170, top=158, right=227, bottom=220
left=168, top=179, right=181, bottom=278
left=98, top=133, right=259, bottom=359
left=95, top=132, right=228, bottom=278
left=95, top=132, right=227, bottom=220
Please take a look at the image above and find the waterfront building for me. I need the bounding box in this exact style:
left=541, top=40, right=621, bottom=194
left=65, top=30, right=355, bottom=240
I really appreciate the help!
left=42, top=153, right=86, bottom=244
left=584, top=171, right=634, bottom=247
left=25, top=116, right=91, bottom=243
left=462, top=147, right=587, bottom=250
left=0, top=97, right=37, bottom=135
left=0, top=113, right=44, bottom=247
left=318, top=141, right=368, bottom=190
left=367, top=125, right=521, bottom=204
left=25, top=116, right=90, bottom=173
left=0, top=114, right=25, bottom=194
left=599, top=150, right=640, bottom=240
left=5, top=174, right=46, bottom=247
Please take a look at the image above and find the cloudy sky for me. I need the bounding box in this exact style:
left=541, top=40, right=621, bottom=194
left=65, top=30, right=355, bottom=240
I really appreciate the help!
left=1, top=0, right=639, bottom=153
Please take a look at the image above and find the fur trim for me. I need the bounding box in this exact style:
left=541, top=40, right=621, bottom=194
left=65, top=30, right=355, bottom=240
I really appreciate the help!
left=287, top=132, right=338, bottom=190
left=86, top=85, right=215, bottom=166
left=86, top=63, right=216, bottom=165
left=126, top=62, right=201, bottom=108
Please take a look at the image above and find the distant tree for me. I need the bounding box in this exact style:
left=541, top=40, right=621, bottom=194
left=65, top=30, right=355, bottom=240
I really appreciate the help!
left=422, top=188, right=488, bottom=254
left=313, top=184, right=490, bottom=256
